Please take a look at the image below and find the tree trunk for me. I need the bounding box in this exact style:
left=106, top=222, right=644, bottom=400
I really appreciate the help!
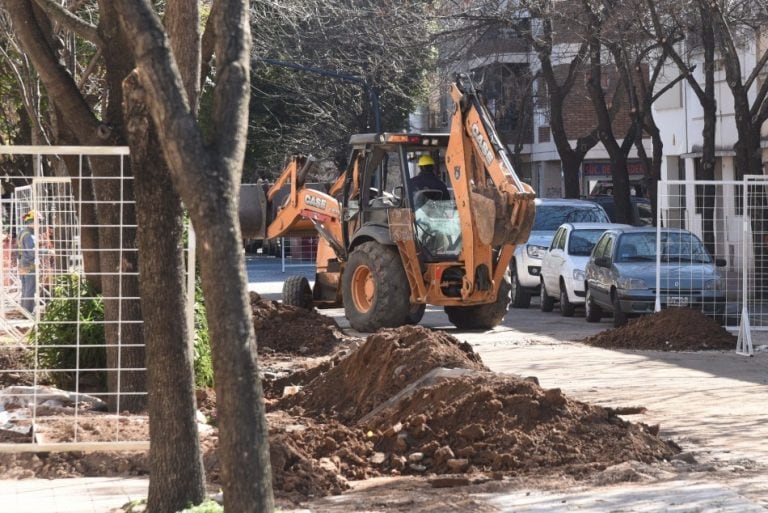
left=124, top=72, right=206, bottom=513
left=561, top=152, right=582, bottom=198
left=115, top=2, right=275, bottom=510
left=699, top=4, right=717, bottom=255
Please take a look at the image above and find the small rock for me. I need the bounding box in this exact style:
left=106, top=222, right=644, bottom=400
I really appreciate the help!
left=524, top=376, right=540, bottom=385
left=409, top=463, right=427, bottom=472
left=394, top=434, right=408, bottom=451
left=410, top=414, right=428, bottom=426
left=370, top=452, right=386, bottom=465
left=434, top=446, right=455, bottom=467
left=429, top=477, right=470, bottom=488
left=408, top=452, right=424, bottom=463
left=543, top=388, right=566, bottom=407
left=457, top=424, right=485, bottom=442
left=383, top=422, right=403, bottom=437
left=446, top=458, right=469, bottom=473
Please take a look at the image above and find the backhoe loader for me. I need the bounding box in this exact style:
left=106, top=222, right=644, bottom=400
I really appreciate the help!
left=240, top=74, right=536, bottom=331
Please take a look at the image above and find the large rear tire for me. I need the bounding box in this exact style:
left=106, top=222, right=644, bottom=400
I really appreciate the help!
left=342, top=241, right=411, bottom=332
left=445, top=270, right=511, bottom=330
left=283, top=275, right=313, bottom=309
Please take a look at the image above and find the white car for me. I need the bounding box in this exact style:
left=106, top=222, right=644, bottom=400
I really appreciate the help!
left=540, top=222, right=629, bottom=316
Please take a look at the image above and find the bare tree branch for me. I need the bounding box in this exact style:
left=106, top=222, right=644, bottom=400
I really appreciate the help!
left=30, top=0, right=102, bottom=46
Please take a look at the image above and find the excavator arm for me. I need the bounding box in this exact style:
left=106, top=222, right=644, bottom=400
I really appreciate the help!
left=444, top=73, right=536, bottom=299
left=262, top=155, right=345, bottom=258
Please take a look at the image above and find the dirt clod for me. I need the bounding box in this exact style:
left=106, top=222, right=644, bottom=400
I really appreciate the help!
left=581, top=308, right=736, bottom=351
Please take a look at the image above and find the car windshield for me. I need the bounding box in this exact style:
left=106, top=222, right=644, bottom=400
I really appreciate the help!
left=615, top=232, right=712, bottom=263
left=568, top=229, right=606, bottom=256
left=533, top=205, right=609, bottom=231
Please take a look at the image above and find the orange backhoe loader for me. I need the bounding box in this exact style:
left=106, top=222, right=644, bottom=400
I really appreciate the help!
left=240, top=74, right=536, bottom=331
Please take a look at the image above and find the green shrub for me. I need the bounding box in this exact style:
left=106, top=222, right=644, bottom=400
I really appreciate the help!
left=193, top=278, right=214, bottom=388
left=34, top=274, right=106, bottom=389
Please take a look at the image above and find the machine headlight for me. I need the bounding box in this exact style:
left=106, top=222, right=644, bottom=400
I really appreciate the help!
left=704, top=279, right=721, bottom=290
left=526, top=245, right=547, bottom=259
left=617, top=277, right=647, bottom=290
left=573, top=269, right=585, bottom=281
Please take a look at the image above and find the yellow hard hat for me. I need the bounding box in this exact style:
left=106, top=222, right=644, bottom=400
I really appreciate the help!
left=418, top=154, right=435, bottom=167
left=23, top=210, right=36, bottom=223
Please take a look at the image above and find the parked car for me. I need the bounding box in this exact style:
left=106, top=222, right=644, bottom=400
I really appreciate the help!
left=584, top=227, right=727, bottom=327
left=589, top=195, right=653, bottom=226
left=510, top=198, right=610, bottom=308
left=540, top=223, right=630, bottom=316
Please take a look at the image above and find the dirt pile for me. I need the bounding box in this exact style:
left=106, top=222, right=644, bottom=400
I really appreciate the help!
left=0, top=346, right=36, bottom=387
left=582, top=308, right=736, bottom=351
left=359, top=373, right=677, bottom=476
left=281, top=325, right=486, bottom=422
left=276, top=325, right=678, bottom=480
left=250, top=292, right=347, bottom=356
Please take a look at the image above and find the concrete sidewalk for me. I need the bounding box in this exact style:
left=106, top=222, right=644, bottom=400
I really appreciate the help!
left=0, top=477, right=147, bottom=513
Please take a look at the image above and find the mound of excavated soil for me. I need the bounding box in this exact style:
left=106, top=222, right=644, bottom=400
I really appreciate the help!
left=582, top=308, right=736, bottom=351
left=359, top=373, right=677, bottom=476
left=250, top=292, right=348, bottom=356
left=281, top=325, right=487, bottom=422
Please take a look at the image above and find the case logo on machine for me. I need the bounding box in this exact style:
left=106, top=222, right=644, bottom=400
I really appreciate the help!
left=305, top=193, right=327, bottom=210
left=471, top=123, right=494, bottom=166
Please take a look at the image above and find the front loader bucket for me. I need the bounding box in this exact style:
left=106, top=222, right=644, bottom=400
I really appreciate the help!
left=239, top=183, right=268, bottom=239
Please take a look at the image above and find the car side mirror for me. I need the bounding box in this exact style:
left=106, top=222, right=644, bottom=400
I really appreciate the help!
left=594, top=256, right=611, bottom=268
left=715, top=258, right=727, bottom=267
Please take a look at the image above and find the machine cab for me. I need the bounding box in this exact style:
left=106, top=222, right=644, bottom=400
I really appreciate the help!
left=344, top=133, right=461, bottom=261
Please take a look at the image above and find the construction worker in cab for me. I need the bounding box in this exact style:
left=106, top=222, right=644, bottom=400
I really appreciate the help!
left=18, top=210, right=37, bottom=313
left=411, top=154, right=449, bottom=201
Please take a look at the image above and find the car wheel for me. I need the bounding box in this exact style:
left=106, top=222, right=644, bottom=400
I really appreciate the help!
left=540, top=282, right=555, bottom=312
left=612, top=290, right=627, bottom=328
left=560, top=281, right=575, bottom=317
left=510, top=265, right=531, bottom=309
left=585, top=288, right=602, bottom=323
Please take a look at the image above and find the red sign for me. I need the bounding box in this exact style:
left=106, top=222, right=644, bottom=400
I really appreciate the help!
left=583, top=161, right=647, bottom=177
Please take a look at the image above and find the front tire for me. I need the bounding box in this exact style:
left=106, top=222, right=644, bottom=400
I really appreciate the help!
left=510, top=265, right=531, bottom=309
left=283, top=275, right=313, bottom=309
left=585, top=288, right=602, bottom=323
left=445, top=270, right=511, bottom=330
left=342, top=242, right=411, bottom=332
left=540, top=282, right=555, bottom=312
left=559, top=281, right=575, bottom=317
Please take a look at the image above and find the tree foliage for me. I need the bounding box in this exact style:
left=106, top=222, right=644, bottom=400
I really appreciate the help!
left=247, top=0, right=435, bottom=178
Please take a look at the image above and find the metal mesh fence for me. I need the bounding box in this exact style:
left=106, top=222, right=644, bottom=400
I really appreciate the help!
left=280, top=235, right=318, bottom=272
left=0, top=146, right=193, bottom=452
left=658, top=178, right=768, bottom=354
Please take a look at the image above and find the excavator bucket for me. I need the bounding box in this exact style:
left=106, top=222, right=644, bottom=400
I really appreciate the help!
left=239, top=183, right=268, bottom=239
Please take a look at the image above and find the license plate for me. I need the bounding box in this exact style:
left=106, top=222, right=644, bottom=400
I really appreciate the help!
left=668, top=296, right=689, bottom=307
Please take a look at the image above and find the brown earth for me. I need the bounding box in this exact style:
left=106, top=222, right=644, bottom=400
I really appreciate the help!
left=280, top=325, right=487, bottom=423
left=581, top=308, right=736, bottom=351
left=0, top=318, right=680, bottom=503
left=250, top=291, right=350, bottom=356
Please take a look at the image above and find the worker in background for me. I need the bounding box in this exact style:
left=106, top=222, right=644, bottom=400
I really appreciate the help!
left=411, top=154, right=449, bottom=201
left=18, top=210, right=37, bottom=313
